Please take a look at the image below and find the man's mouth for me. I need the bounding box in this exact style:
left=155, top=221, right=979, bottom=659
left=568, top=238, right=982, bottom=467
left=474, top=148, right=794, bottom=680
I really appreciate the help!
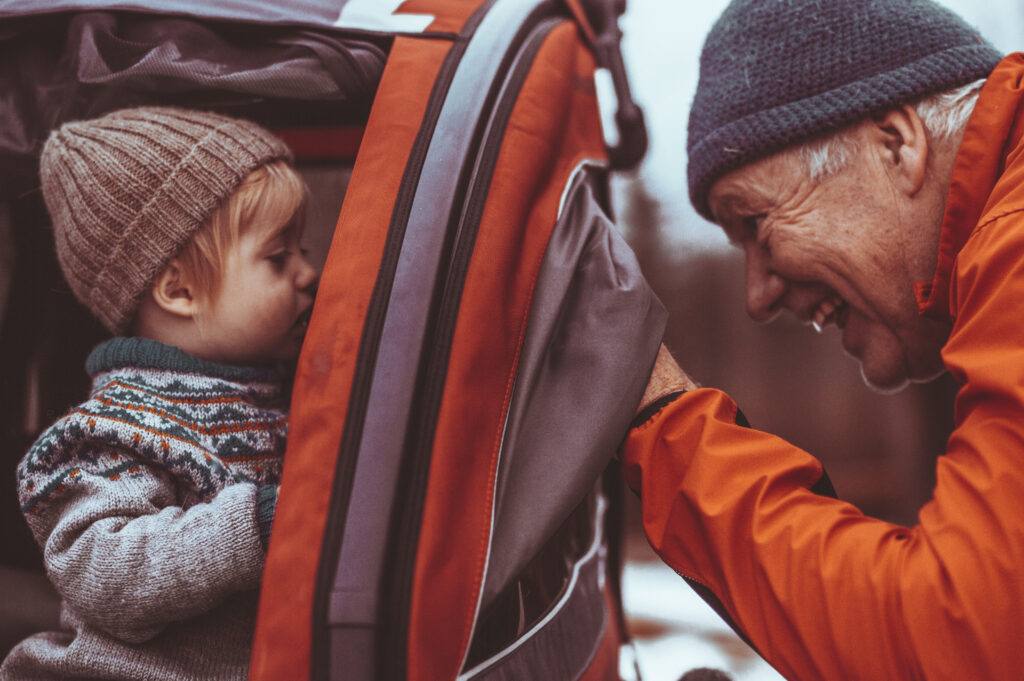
left=810, top=294, right=848, bottom=333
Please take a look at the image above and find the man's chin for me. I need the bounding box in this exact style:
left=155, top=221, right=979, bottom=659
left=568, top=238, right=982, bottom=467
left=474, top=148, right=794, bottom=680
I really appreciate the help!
left=858, top=356, right=946, bottom=394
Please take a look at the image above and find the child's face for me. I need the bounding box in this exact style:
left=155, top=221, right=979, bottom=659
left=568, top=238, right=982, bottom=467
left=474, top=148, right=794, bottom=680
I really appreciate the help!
left=197, top=222, right=317, bottom=365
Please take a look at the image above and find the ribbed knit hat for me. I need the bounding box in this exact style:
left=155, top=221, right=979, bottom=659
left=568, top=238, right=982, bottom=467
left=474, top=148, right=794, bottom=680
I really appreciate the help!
left=687, top=0, right=1002, bottom=221
left=40, top=106, right=293, bottom=333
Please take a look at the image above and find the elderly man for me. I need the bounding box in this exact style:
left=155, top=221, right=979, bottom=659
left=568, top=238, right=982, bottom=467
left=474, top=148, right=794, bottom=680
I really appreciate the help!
left=626, top=0, right=1023, bottom=679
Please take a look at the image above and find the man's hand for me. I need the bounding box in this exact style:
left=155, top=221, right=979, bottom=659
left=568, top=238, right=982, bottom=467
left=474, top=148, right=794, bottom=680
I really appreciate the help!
left=637, top=344, right=698, bottom=417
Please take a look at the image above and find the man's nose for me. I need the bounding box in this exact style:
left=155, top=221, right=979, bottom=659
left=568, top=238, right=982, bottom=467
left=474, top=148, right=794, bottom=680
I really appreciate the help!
left=744, top=243, right=785, bottom=323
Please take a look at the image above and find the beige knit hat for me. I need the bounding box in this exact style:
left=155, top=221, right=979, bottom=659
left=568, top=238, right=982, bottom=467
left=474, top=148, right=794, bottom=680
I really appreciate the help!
left=40, top=106, right=293, bottom=333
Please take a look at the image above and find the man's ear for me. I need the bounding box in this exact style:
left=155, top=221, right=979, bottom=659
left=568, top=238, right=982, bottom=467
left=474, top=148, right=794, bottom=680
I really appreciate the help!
left=869, top=104, right=929, bottom=197
left=149, top=259, right=198, bottom=319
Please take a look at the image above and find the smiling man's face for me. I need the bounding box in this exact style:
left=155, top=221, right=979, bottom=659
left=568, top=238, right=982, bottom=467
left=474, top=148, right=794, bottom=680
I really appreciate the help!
left=707, top=111, right=954, bottom=392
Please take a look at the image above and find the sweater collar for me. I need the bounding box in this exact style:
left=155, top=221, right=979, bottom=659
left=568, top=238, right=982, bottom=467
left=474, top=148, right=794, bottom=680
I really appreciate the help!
left=86, top=336, right=285, bottom=384
left=916, top=53, right=1024, bottom=320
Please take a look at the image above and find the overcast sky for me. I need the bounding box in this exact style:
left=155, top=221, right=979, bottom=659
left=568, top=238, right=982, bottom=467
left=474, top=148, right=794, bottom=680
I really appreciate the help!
left=619, top=0, right=1024, bottom=250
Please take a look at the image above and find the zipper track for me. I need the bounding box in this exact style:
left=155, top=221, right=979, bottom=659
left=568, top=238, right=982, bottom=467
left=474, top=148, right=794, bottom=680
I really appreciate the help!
left=309, top=36, right=471, bottom=681
left=377, top=16, right=564, bottom=681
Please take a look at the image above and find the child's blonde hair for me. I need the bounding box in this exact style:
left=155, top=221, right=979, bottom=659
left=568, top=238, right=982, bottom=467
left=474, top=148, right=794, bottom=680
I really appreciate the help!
left=177, top=160, right=307, bottom=300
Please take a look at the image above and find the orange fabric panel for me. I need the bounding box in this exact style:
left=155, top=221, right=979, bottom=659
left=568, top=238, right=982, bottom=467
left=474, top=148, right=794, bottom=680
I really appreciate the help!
left=400, top=0, right=487, bottom=34
left=622, top=53, right=1024, bottom=681
left=407, top=22, right=608, bottom=681
left=249, top=37, right=452, bottom=681
left=917, top=53, right=1024, bottom=318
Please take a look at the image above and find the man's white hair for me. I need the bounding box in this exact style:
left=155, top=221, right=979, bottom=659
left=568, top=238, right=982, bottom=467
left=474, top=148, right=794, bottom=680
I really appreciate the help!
left=795, top=79, right=986, bottom=181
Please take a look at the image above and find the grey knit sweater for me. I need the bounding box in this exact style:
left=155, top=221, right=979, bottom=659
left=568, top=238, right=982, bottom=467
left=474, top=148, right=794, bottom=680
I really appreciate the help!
left=0, top=337, right=286, bottom=681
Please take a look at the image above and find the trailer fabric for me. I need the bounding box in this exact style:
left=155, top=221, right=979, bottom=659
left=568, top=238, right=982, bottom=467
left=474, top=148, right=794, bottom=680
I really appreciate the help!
left=406, top=23, right=614, bottom=681
left=249, top=36, right=454, bottom=681
left=0, top=0, right=479, bottom=34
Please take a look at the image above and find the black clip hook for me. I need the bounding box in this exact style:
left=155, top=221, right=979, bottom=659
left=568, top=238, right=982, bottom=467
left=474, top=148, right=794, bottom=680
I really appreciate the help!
left=585, top=0, right=648, bottom=171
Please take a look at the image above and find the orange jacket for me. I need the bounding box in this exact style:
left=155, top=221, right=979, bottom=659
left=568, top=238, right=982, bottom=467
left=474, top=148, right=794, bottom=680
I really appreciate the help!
left=623, top=53, right=1024, bottom=681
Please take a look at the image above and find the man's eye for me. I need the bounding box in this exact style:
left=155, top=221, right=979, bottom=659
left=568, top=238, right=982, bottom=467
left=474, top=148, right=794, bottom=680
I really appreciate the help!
left=728, top=215, right=762, bottom=245
left=267, top=251, right=290, bottom=267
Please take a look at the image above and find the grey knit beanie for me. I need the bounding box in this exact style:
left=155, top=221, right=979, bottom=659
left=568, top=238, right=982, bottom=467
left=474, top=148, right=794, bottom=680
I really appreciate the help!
left=40, top=106, right=293, bottom=333
left=687, top=0, right=1002, bottom=221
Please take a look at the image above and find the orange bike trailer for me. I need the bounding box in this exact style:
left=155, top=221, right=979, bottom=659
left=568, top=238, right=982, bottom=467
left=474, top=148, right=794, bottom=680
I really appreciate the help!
left=0, top=1, right=665, bottom=679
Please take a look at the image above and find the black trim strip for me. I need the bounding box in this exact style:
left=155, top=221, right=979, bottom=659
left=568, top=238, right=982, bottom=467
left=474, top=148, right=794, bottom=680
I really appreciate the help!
left=682, top=576, right=759, bottom=652
left=810, top=470, right=838, bottom=498
left=679, top=404, right=838, bottom=660
left=734, top=407, right=751, bottom=429
left=630, top=390, right=686, bottom=430
left=376, top=14, right=563, bottom=681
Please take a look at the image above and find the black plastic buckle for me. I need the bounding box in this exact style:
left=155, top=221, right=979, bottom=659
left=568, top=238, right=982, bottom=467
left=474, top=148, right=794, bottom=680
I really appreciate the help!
left=584, top=0, right=648, bottom=171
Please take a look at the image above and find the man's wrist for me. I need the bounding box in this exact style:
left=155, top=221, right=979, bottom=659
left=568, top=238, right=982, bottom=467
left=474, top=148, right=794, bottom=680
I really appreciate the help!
left=637, top=344, right=697, bottom=417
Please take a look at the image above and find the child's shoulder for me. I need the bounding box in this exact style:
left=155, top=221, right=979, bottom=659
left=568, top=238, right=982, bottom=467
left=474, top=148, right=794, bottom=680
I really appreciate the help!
left=16, top=392, right=144, bottom=516
left=22, top=370, right=203, bottom=465
left=18, top=365, right=286, bottom=512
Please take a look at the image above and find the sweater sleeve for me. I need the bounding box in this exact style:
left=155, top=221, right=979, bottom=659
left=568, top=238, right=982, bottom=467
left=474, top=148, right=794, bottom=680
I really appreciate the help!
left=21, top=447, right=266, bottom=644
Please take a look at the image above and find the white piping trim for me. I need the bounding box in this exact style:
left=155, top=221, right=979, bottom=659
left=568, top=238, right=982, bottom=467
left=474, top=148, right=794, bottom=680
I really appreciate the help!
left=334, top=0, right=434, bottom=32
left=557, top=159, right=609, bottom=221
left=453, top=373, right=518, bottom=676
left=459, top=493, right=608, bottom=680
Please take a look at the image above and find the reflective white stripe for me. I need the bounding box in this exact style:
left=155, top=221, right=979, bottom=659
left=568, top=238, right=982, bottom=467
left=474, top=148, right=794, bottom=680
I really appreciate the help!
left=557, top=159, right=609, bottom=221
left=334, top=0, right=434, bottom=32
left=459, top=493, right=608, bottom=680
left=593, top=69, right=620, bottom=149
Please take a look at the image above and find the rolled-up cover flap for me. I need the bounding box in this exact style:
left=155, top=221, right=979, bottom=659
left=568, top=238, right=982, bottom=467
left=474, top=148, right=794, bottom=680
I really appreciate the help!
left=0, top=11, right=385, bottom=199
left=481, top=166, right=666, bottom=607
left=0, top=0, right=490, bottom=35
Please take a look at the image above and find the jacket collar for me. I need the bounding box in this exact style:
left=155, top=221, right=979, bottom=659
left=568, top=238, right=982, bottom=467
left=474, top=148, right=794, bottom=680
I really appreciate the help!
left=917, top=53, right=1024, bottom=320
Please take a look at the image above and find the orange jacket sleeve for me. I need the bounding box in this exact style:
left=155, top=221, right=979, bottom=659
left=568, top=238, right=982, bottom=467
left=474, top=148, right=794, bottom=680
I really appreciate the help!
left=622, top=214, right=1024, bottom=681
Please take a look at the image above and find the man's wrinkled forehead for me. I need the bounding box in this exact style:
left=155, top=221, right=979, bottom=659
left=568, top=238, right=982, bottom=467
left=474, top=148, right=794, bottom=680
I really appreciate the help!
left=707, top=155, right=785, bottom=224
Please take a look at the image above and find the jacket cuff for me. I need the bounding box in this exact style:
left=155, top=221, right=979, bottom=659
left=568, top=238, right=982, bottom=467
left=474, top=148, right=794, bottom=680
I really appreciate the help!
left=630, top=390, right=686, bottom=430
left=256, top=484, right=279, bottom=551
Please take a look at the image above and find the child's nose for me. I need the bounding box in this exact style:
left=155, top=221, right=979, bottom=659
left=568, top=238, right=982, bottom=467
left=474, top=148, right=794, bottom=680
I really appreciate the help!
left=296, top=258, right=318, bottom=294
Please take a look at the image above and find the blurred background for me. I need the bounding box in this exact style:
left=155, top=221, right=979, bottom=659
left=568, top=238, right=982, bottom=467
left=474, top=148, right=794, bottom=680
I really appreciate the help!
left=612, top=1, right=1024, bottom=679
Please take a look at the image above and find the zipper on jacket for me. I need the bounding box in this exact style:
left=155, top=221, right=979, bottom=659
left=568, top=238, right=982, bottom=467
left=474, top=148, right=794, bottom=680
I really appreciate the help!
left=672, top=566, right=759, bottom=654
left=376, top=16, right=564, bottom=681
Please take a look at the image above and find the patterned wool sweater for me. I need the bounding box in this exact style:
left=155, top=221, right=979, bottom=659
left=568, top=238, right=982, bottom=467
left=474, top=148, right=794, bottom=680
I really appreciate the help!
left=0, top=337, right=287, bottom=681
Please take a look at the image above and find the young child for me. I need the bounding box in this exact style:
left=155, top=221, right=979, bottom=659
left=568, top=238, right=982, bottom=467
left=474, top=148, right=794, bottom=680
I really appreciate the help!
left=0, top=107, right=317, bottom=680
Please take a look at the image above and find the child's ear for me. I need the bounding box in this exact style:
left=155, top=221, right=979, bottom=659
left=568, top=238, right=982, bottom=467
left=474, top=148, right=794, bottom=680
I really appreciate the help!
left=150, top=260, right=198, bottom=319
